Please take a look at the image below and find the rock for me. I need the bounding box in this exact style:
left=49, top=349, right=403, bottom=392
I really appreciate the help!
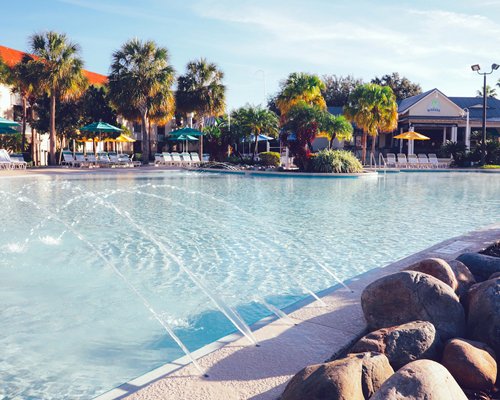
left=405, top=258, right=458, bottom=290
left=281, top=352, right=393, bottom=400
left=456, top=252, right=500, bottom=282
left=467, top=277, right=500, bottom=356
left=441, top=338, right=497, bottom=391
left=371, top=359, right=468, bottom=400
left=361, top=271, right=465, bottom=340
left=489, top=272, right=500, bottom=280
left=448, top=259, right=476, bottom=298
left=349, top=321, right=441, bottom=370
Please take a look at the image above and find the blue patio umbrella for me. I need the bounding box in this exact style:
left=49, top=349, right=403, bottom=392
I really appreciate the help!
left=0, top=126, right=20, bottom=134
left=0, top=117, right=20, bottom=128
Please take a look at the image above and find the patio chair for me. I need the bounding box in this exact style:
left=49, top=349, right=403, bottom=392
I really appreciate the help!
left=385, top=153, right=397, bottom=168
left=417, top=154, right=431, bottom=168
left=73, top=153, right=90, bottom=168
left=428, top=153, right=440, bottom=168
left=397, top=153, right=408, bottom=168
left=0, top=149, right=13, bottom=169
left=190, top=152, right=201, bottom=166
left=162, top=152, right=175, bottom=166
left=118, top=153, right=140, bottom=167
left=407, top=154, right=420, bottom=168
left=154, top=153, right=165, bottom=166
left=180, top=152, right=193, bottom=167
left=9, top=153, right=27, bottom=169
left=108, top=152, right=128, bottom=167
left=170, top=153, right=182, bottom=166
left=61, top=151, right=74, bottom=166
left=86, top=153, right=99, bottom=167
left=97, top=153, right=113, bottom=167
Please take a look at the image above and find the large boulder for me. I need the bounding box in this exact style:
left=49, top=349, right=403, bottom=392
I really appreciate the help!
left=467, top=277, right=500, bottom=356
left=370, top=359, right=468, bottom=400
left=441, top=338, right=497, bottom=391
left=405, top=258, right=458, bottom=290
left=448, top=259, right=476, bottom=298
left=456, top=252, right=500, bottom=282
left=361, top=271, right=466, bottom=340
left=349, top=321, right=441, bottom=370
left=281, top=352, right=393, bottom=400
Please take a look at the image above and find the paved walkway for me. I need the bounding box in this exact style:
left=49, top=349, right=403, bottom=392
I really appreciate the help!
left=96, top=224, right=500, bottom=400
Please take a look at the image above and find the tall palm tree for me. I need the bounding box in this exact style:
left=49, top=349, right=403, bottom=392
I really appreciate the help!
left=477, top=85, right=497, bottom=98
left=176, top=58, right=226, bottom=159
left=276, top=72, right=326, bottom=117
left=109, top=39, right=175, bottom=163
left=28, top=31, right=88, bottom=165
left=344, top=83, right=398, bottom=164
left=322, top=114, right=353, bottom=149
left=231, top=105, right=279, bottom=160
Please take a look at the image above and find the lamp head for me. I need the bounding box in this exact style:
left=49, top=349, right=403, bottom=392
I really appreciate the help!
left=471, top=64, right=481, bottom=72
left=492, top=63, right=500, bottom=71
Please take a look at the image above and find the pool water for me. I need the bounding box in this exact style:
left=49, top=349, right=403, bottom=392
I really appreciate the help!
left=1, top=171, right=499, bottom=399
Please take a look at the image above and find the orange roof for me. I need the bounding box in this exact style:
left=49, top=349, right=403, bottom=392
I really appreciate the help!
left=0, top=45, right=108, bottom=86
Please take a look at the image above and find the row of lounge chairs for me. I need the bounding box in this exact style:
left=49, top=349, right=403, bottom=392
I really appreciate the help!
left=62, top=151, right=140, bottom=168
left=0, top=149, right=27, bottom=169
left=383, top=153, right=451, bottom=169
left=154, top=152, right=201, bottom=167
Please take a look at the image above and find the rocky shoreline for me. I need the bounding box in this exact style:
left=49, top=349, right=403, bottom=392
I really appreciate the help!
left=281, top=245, right=500, bottom=400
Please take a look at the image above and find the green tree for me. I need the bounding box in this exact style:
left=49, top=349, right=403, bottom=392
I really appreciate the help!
left=371, top=72, right=421, bottom=101
left=322, top=75, right=364, bottom=107
left=276, top=72, right=326, bottom=117
left=109, top=39, right=175, bottom=163
left=28, top=31, right=88, bottom=165
left=231, top=105, right=279, bottom=160
left=322, top=114, right=353, bottom=149
left=477, top=85, right=497, bottom=98
left=344, top=83, right=398, bottom=164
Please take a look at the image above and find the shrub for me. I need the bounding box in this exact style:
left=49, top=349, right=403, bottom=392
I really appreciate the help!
left=311, top=149, right=363, bottom=173
left=259, top=151, right=280, bottom=167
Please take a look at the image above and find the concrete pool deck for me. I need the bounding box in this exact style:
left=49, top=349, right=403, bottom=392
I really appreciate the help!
left=94, top=223, right=500, bottom=400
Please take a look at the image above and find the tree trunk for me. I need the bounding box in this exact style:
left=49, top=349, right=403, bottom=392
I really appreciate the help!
left=141, top=112, right=149, bottom=164
left=49, top=94, right=57, bottom=165
left=361, top=131, right=367, bottom=165
left=329, top=134, right=336, bottom=150
left=21, top=96, right=27, bottom=153
left=199, top=117, right=204, bottom=162
left=30, top=105, right=37, bottom=166
left=370, top=133, right=377, bottom=166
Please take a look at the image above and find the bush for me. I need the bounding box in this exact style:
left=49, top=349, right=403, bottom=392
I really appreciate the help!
left=259, top=151, right=280, bottom=167
left=311, top=149, right=363, bottom=173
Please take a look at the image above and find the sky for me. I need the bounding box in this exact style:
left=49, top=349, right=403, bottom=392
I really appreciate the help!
left=2, top=0, right=500, bottom=109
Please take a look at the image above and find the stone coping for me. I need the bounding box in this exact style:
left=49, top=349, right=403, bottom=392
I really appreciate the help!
left=197, top=169, right=377, bottom=178
left=94, top=223, right=500, bottom=400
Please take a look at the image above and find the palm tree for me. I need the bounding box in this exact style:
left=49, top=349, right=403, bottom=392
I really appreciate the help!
left=28, top=31, right=88, bottom=165
left=276, top=72, right=326, bottom=117
left=109, top=39, right=175, bottom=163
left=231, top=106, right=279, bottom=160
left=344, top=83, right=398, bottom=164
left=322, top=114, right=353, bottom=149
left=176, top=58, right=225, bottom=159
left=477, top=85, right=497, bottom=98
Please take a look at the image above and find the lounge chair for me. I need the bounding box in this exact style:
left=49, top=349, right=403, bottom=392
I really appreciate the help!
left=73, top=153, right=90, bottom=168
left=428, top=153, right=450, bottom=168
left=190, top=152, right=201, bottom=167
left=407, top=154, right=420, bottom=168
left=0, top=149, right=13, bottom=169
left=161, top=152, right=173, bottom=166
left=9, top=153, right=27, bottom=169
left=397, top=153, right=408, bottom=168
left=97, top=152, right=113, bottom=167
left=385, top=153, right=397, bottom=168
left=417, top=154, right=431, bottom=168
left=108, top=152, right=129, bottom=167
left=180, top=153, right=193, bottom=167
left=61, top=151, right=75, bottom=166
left=86, top=153, right=99, bottom=167
left=170, top=153, right=182, bottom=166
left=118, top=153, right=140, bottom=167
left=154, top=153, right=165, bottom=166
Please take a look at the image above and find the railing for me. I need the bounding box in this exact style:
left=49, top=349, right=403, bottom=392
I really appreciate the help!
left=379, top=153, right=386, bottom=168
left=369, top=152, right=377, bottom=168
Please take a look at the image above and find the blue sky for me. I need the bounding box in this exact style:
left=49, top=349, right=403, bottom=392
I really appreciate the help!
left=3, top=0, right=500, bottom=109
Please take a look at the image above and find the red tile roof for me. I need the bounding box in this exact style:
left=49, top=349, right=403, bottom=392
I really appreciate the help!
left=0, top=45, right=108, bottom=86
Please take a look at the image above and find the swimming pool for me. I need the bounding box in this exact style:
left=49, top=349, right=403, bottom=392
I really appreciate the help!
left=1, top=171, right=499, bottom=399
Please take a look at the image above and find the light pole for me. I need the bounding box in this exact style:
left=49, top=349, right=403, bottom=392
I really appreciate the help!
left=471, top=63, right=499, bottom=164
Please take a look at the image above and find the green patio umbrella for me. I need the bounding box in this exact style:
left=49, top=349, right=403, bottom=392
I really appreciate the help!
left=168, top=134, right=198, bottom=152
left=0, top=117, right=21, bottom=128
left=79, top=121, right=122, bottom=156
left=170, top=127, right=203, bottom=137
left=0, top=126, right=20, bottom=134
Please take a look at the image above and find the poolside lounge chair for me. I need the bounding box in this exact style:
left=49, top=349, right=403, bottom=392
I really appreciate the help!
left=397, top=153, right=408, bottom=168
left=108, top=152, right=129, bottom=167
left=190, top=152, right=201, bottom=167
left=385, top=153, right=397, bottom=168
left=0, top=149, right=13, bottom=169
left=118, top=153, right=141, bottom=167
left=162, top=152, right=174, bottom=166
left=9, top=153, right=27, bottom=169
left=61, top=151, right=75, bottom=166
left=407, top=154, right=420, bottom=168
left=86, top=153, right=99, bottom=167
left=417, top=154, right=431, bottom=168
left=171, top=153, right=182, bottom=166
left=154, top=153, right=165, bottom=166
left=180, top=153, right=193, bottom=167
left=72, top=153, right=90, bottom=168
left=428, top=153, right=450, bottom=168
left=97, top=152, right=113, bottom=167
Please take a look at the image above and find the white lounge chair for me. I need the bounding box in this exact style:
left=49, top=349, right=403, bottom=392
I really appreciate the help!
left=118, top=153, right=140, bottom=167
left=162, top=152, right=174, bottom=166
left=428, top=153, right=449, bottom=168
left=154, top=153, right=165, bottom=166
left=397, top=153, right=408, bottom=168
left=190, top=152, right=201, bottom=166
left=385, top=153, right=397, bottom=168
left=9, top=153, right=27, bottom=169
left=73, top=153, right=90, bottom=168
left=86, top=153, right=99, bottom=167
left=417, top=154, right=431, bottom=168
left=97, top=153, right=113, bottom=167
left=180, top=153, right=193, bottom=167
left=171, top=153, right=182, bottom=166
left=61, top=151, right=74, bottom=166
left=407, top=154, right=420, bottom=168
left=108, top=152, right=129, bottom=167
left=0, top=149, right=13, bottom=169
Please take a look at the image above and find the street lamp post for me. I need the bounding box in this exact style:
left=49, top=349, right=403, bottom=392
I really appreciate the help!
left=471, top=63, right=499, bottom=165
